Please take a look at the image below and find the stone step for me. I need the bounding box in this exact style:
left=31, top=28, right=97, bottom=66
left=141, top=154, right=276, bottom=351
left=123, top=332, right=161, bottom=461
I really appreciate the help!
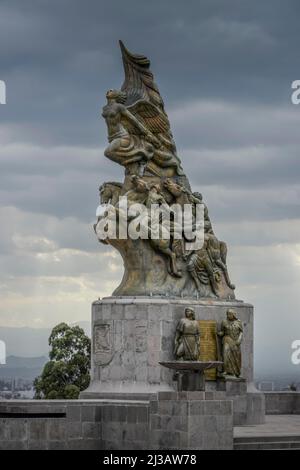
left=234, top=441, right=300, bottom=450
left=235, top=434, right=300, bottom=443
left=234, top=434, right=300, bottom=450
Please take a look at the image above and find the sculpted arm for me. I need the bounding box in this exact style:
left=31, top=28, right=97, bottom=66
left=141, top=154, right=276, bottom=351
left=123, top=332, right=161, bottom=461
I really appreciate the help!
left=174, top=320, right=183, bottom=350
left=236, top=322, right=243, bottom=346
left=217, top=320, right=225, bottom=337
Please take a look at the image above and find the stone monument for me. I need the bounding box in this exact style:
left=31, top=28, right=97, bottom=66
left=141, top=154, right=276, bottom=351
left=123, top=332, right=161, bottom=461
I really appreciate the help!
left=81, top=42, right=265, bottom=448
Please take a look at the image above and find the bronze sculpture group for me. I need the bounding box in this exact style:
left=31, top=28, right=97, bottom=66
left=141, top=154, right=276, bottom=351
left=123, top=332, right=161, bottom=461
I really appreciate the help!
left=174, top=307, right=243, bottom=379
left=94, top=42, right=244, bottom=385
left=95, top=41, right=236, bottom=299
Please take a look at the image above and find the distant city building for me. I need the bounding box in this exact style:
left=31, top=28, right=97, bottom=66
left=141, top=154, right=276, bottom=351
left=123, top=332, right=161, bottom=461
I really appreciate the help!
left=257, top=381, right=275, bottom=391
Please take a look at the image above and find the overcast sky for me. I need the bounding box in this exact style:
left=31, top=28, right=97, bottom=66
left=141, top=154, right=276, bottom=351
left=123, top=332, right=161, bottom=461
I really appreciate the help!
left=0, top=0, right=300, bottom=374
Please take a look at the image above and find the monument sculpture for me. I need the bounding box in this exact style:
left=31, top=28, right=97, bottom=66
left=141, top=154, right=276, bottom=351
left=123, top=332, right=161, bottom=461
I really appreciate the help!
left=94, top=40, right=235, bottom=299
left=82, top=41, right=265, bottom=434
left=174, top=307, right=200, bottom=361
left=159, top=308, right=221, bottom=392
left=217, top=309, right=243, bottom=379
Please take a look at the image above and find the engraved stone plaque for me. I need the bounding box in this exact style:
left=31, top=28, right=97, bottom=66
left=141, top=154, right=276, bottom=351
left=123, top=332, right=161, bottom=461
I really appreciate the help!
left=198, top=320, right=218, bottom=380
left=94, top=323, right=113, bottom=365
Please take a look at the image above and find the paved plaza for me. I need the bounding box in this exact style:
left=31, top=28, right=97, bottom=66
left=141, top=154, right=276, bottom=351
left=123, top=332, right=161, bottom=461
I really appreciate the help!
left=235, top=415, right=300, bottom=438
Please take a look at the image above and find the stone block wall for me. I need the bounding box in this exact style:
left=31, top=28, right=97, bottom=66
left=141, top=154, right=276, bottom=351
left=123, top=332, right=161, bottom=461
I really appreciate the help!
left=216, top=381, right=265, bottom=425
left=101, top=401, right=150, bottom=450
left=264, top=392, right=300, bottom=415
left=0, top=393, right=234, bottom=450
left=150, top=392, right=233, bottom=450
left=83, top=298, right=255, bottom=397
left=0, top=400, right=102, bottom=450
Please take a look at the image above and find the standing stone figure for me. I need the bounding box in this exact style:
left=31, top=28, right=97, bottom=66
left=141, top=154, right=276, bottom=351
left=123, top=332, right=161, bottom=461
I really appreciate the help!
left=174, top=308, right=201, bottom=360
left=217, top=309, right=243, bottom=378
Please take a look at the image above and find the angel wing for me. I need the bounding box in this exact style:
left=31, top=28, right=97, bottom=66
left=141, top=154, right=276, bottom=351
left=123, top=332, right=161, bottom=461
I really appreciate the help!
left=119, top=40, right=166, bottom=114
left=119, top=41, right=177, bottom=149
left=127, top=100, right=170, bottom=135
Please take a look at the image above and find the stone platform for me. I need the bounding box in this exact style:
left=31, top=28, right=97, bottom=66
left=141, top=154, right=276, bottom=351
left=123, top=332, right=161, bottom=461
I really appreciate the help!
left=0, top=393, right=233, bottom=450
left=234, top=415, right=300, bottom=450
left=0, top=394, right=297, bottom=450
left=81, top=297, right=265, bottom=426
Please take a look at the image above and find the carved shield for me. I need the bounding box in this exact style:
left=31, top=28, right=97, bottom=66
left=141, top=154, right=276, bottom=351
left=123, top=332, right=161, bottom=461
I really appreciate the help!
left=93, top=322, right=114, bottom=365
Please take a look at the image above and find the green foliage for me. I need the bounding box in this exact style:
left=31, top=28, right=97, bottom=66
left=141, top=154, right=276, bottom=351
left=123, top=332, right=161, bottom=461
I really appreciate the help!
left=34, top=322, right=91, bottom=399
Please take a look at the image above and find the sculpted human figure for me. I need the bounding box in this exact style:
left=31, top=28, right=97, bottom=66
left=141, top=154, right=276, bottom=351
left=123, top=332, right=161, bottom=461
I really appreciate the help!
left=102, top=45, right=184, bottom=178
left=99, top=182, right=123, bottom=206
left=205, top=233, right=235, bottom=290
left=174, top=308, right=201, bottom=361
left=102, top=89, right=158, bottom=175
left=145, top=184, right=166, bottom=208
left=217, top=309, right=243, bottom=378
left=191, top=192, right=212, bottom=233
left=124, top=175, right=150, bottom=205
left=102, top=88, right=184, bottom=177
left=186, top=240, right=219, bottom=296
left=94, top=42, right=236, bottom=298
left=124, top=177, right=182, bottom=277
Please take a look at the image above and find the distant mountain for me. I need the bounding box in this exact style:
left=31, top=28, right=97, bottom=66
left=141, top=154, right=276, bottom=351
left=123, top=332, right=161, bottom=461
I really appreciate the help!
left=0, top=321, right=91, bottom=382
left=0, top=321, right=91, bottom=357
left=0, top=355, right=48, bottom=380
left=0, top=327, right=50, bottom=357
left=5, top=355, right=48, bottom=368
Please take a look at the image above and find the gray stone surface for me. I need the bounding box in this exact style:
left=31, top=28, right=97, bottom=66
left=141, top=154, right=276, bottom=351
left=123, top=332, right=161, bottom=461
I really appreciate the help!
left=234, top=415, right=300, bottom=450
left=81, top=297, right=264, bottom=426
left=264, top=392, right=300, bottom=415
left=0, top=394, right=234, bottom=450
left=0, top=400, right=103, bottom=450
left=149, top=392, right=233, bottom=450
left=216, top=380, right=265, bottom=425
left=82, top=298, right=255, bottom=396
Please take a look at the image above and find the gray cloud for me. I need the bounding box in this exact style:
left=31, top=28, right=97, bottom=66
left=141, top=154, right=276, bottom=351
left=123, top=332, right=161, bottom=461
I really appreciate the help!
left=0, top=0, right=300, bottom=375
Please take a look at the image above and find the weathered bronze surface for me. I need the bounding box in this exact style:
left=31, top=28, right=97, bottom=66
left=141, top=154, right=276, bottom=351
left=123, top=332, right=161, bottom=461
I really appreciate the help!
left=217, top=309, right=244, bottom=379
left=95, top=41, right=236, bottom=299
left=174, top=307, right=201, bottom=361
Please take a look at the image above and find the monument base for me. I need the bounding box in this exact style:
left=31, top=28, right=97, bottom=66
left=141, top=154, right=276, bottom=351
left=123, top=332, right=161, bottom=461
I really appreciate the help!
left=81, top=297, right=265, bottom=425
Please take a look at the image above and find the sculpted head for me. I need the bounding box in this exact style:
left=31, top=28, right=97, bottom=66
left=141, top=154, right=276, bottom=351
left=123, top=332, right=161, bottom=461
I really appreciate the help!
left=131, top=175, right=149, bottom=193
left=226, top=309, right=237, bottom=321
left=106, top=89, right=127, bottom=103
left=185, top=307, right=195, bottom=320
left=193, top=192, right=203, bottom=202
left=149, top=183, right=161, bottom=193
left=164, top=178, right=183, bottom=196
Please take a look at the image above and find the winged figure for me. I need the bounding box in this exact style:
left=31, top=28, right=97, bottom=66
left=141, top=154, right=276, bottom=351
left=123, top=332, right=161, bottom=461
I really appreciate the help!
left=102, top=41, right=184, bottom=176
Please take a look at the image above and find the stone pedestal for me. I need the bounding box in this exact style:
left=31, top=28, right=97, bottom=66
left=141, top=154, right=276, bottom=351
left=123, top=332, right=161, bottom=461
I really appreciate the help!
left=159, top=361, right=223, bottom=392
left=81, top=296, right=265, bottom=426
left=178, top=371, right=205, bottom=391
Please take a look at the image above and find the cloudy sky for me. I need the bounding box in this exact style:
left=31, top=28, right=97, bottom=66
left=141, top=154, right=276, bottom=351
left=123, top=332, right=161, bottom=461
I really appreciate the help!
left=0, top=0, right=300, bottom=373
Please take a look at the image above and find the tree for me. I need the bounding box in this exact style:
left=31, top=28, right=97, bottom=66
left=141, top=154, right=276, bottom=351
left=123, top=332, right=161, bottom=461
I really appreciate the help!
left=34, top=322, right=91, bottom=399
